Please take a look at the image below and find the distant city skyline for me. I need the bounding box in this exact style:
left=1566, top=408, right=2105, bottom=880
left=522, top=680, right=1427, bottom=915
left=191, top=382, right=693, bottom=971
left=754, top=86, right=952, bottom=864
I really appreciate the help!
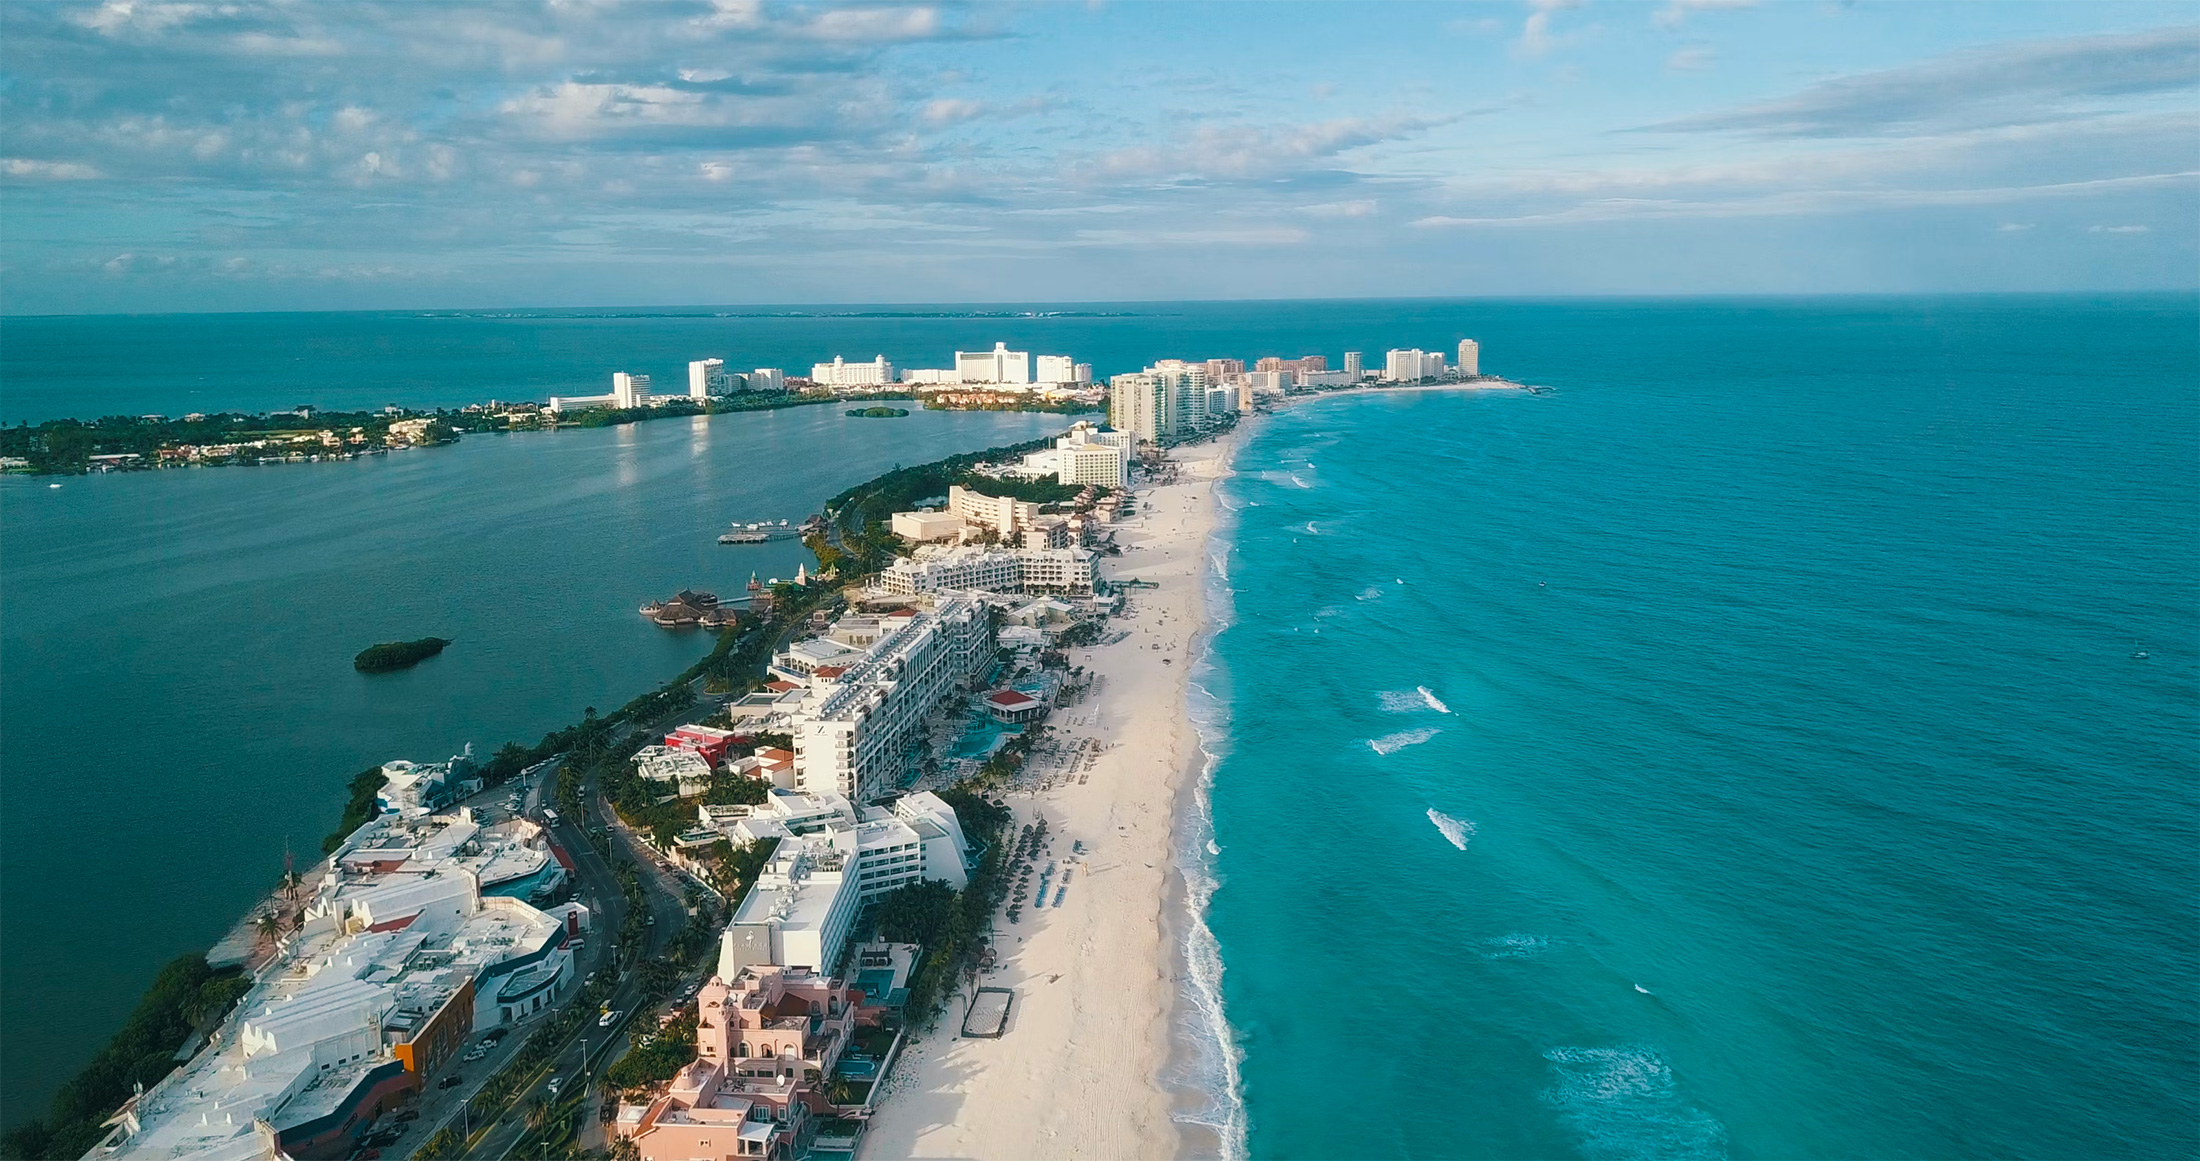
left=1, top=1, right=2193, bottom=315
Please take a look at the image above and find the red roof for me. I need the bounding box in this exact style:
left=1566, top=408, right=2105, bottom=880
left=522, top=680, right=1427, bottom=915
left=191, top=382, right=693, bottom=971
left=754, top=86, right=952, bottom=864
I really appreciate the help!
left=813, top=665, right=849, bottom=679
left=986, top=690, right=1041, bottom=709
left=764, top=680, right=800, bottom=692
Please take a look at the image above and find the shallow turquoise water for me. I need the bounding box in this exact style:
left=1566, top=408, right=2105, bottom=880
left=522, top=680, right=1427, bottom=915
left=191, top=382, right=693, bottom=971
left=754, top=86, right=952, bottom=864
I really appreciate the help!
left=1195, top=297, right=2197, bottom=1158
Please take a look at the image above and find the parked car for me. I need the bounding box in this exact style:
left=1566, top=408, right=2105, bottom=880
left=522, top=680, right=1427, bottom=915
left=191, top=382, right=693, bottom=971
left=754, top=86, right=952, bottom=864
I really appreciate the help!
left=438, top=1075, right=464, bottom=1090
left=395, top=1110, right=420, bottom=1123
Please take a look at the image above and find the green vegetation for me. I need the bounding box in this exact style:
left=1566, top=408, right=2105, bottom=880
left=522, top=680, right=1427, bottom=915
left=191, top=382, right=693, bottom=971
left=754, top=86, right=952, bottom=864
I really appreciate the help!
left=819, top=432, right=1096, bottom=576
left=880, top=787, right=1014, bottom=1024
left=352, top=636, right=452, bottom=673
left=702, top=768, right=770, bottom=806
left=0, top=408, right=468, bottom=474
left=0, top=956, right=253, bottom=1160
left=923, top=396, right=1100, bottom=415
left=706, top=837, right=778, bottom=901
left=846, top=406, right=910, bottom=418
left=321, top=764, right=390, bottom=852
left=605, top=1010, right=698, bottom=1089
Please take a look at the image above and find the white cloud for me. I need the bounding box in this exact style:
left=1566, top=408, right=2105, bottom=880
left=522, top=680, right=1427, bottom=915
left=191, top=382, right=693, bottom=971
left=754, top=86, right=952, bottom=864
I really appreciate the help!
left=1081, top=114, right=1446, bottom=184
left=1996, top=222, right=2035, bottom=231
left=2, top=158, right=104, bottom=180
left=1516, top=0, right=1580, bottom=58
left=2089, top=223, right=2151, bottom=233
left=1666, top=45, right=1716, bottom=72
left=1650, top=26, right=2200, bottom=137
left=1654, top=0, right=1755, bottom=32
left=1299, top=200, right=1378, bottom=217
left=1073, top=226, right=1310, bottom=247
left=1409, top=171, right=2200, bottom=227
left=921, top=98, right=987, bottom=127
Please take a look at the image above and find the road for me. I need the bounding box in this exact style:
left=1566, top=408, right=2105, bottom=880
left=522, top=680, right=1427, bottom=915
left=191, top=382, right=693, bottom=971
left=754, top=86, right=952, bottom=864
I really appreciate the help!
left=402, top=651, right=772, bottom=1158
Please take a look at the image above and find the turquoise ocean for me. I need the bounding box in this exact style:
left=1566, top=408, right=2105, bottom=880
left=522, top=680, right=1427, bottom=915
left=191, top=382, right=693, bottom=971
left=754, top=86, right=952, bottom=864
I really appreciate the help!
left=2, top=297, right=2194, bottom=1154
left=1182, top=296, right=2197, bottom=1158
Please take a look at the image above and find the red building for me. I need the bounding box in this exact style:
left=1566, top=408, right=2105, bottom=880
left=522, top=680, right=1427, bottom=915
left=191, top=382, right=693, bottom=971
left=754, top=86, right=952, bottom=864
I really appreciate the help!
left=666, top=724, right=738, bottom=768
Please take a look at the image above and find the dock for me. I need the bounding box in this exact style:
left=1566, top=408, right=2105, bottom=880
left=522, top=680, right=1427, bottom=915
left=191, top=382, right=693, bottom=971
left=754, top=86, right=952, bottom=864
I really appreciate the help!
left=718, top=519, right=803, bottom=545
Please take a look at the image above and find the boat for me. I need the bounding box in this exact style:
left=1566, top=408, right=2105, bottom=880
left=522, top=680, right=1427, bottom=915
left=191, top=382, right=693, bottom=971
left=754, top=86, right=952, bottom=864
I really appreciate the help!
left=719, top=531, right=771, bottom=544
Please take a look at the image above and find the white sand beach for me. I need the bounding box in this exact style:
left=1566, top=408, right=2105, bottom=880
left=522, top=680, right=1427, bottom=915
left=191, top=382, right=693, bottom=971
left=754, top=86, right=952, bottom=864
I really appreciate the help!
left=861, top=436, right=1240, bottom=1160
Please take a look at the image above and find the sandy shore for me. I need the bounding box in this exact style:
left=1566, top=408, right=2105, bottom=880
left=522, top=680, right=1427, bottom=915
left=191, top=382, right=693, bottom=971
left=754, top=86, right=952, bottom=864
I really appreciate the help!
left=861, top=435, right=1240, bottom=1161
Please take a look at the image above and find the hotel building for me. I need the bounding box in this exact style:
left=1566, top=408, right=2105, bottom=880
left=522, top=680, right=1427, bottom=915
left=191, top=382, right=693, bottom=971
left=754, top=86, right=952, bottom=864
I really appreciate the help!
left=1384, top=349, right=1446, bottom=382
left=615, top=966, right=863, bottom=1161
left=789, top=597, right=992, bottom=803
left=1052, top=423, right=1130, bottom=487
left=879, top=546, right=1097, bottom=597
left=955, top=342, right=1030, bottom=385
left=97, top=813, right=581, bottom=1161
left=809, top=356, right=895, bottom=387
left=689, top=359, right=736, bottom=399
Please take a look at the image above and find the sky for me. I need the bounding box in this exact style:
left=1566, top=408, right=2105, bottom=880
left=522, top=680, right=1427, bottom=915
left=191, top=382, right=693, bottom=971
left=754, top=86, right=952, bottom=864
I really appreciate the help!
left=0, top=1, right=2193, bottom=314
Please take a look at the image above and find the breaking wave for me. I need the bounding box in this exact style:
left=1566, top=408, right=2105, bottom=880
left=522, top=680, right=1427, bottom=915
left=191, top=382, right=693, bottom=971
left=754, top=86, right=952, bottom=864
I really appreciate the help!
left=1427, top=808, right=1475, bottom=849
left=1368, top=727, right=1441, bottom=755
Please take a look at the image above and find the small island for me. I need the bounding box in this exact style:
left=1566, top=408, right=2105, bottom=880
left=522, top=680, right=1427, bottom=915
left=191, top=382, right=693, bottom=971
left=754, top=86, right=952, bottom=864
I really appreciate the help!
left=353, top=637, right=452, bottom=673
left=846, top=406, right=910, bottom=418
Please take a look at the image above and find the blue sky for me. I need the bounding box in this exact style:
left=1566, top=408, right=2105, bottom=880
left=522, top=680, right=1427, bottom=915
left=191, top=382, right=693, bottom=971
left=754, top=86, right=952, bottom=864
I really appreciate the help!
left=1, top=1, right=2192, bottom=313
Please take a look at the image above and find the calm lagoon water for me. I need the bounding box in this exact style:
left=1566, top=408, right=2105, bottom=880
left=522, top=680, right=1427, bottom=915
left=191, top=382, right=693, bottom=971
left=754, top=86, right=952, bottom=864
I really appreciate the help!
left=0, top=404, right=1062, bottom=1126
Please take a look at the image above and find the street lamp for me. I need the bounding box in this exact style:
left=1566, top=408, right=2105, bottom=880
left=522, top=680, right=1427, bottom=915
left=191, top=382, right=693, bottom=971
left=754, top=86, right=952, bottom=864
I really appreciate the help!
left=459, top=1097, right=469, bottom=1139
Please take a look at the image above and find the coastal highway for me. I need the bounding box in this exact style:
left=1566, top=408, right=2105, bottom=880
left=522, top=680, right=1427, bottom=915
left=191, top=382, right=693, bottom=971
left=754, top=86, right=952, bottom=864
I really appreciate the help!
left=466, top=762, right=694, bottom=1160
left=395, top=761, right=688, bottom=1161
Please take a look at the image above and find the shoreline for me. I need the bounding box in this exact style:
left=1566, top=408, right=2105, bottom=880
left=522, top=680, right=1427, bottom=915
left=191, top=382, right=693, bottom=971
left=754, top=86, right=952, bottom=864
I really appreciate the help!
left=861, top=429, right=1245, bottom=1160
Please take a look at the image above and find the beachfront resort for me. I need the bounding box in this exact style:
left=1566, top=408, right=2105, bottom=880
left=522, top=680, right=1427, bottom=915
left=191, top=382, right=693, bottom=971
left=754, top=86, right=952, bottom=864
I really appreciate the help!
left=66, top=337, right=1491, bottom=1161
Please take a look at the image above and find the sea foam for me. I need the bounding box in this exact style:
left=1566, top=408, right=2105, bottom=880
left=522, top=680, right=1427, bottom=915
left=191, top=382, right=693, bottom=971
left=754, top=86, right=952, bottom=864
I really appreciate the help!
left=1481, top=933, right=1550, bottom=960
left=1368, top=727, right=1441, bottom=755
left=1427, top=808, right=1475, bottom=849
left=1542, top=1046, right=1729, bottom=1161
left=1379, top=687, right=1450, bottom=714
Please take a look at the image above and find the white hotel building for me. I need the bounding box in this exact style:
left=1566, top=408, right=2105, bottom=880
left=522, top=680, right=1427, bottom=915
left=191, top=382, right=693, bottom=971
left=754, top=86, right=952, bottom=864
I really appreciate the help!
left=790, top=596, right=992, bottom=804
left=548, top=370, right=652, bottom=412
left=98, top=813, right=583, bottom=1161
left=1384, top=349, right=1447, bottom=382
left=810, top=355, right=896, bottom=387
left=880, top=545, right=1097, bottom=597
left=713, top=788, right=976, bottom=979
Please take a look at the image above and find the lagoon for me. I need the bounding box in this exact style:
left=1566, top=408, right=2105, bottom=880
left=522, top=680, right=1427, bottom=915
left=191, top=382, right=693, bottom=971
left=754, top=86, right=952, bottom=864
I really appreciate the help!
left=0, top=405, right=1064, bottom=1126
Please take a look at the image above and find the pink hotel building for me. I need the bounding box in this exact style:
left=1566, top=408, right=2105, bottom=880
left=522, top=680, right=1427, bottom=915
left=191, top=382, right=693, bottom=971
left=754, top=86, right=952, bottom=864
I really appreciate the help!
left=616, top=965, right=864, bottom=1161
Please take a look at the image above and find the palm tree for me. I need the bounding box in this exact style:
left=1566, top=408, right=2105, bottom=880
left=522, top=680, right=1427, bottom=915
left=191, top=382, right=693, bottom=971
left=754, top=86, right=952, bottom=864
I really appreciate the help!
left=252, top=913, right=282, bottom=959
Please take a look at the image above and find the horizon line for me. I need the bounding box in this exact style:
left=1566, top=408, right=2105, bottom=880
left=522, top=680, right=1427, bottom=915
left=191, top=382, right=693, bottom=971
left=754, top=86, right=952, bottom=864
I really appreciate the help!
left=4, top=288, right=2195, bottom=321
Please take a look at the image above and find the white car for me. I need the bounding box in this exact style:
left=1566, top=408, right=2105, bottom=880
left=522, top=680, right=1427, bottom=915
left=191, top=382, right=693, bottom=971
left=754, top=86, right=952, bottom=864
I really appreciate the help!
left=598, top=1010, right=620, bottom=1028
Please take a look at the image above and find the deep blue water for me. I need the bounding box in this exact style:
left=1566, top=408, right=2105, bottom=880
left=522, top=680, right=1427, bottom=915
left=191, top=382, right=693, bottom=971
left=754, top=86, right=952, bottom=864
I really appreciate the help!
left=1194, top=296, right=2198, bottom=1158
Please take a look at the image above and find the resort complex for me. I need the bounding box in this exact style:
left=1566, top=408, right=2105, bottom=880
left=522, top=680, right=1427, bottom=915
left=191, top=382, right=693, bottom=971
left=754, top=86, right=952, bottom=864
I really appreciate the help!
left=92, top=812, right=583, bottom=1161
left=46, top=337, right=1496, bottom=1161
